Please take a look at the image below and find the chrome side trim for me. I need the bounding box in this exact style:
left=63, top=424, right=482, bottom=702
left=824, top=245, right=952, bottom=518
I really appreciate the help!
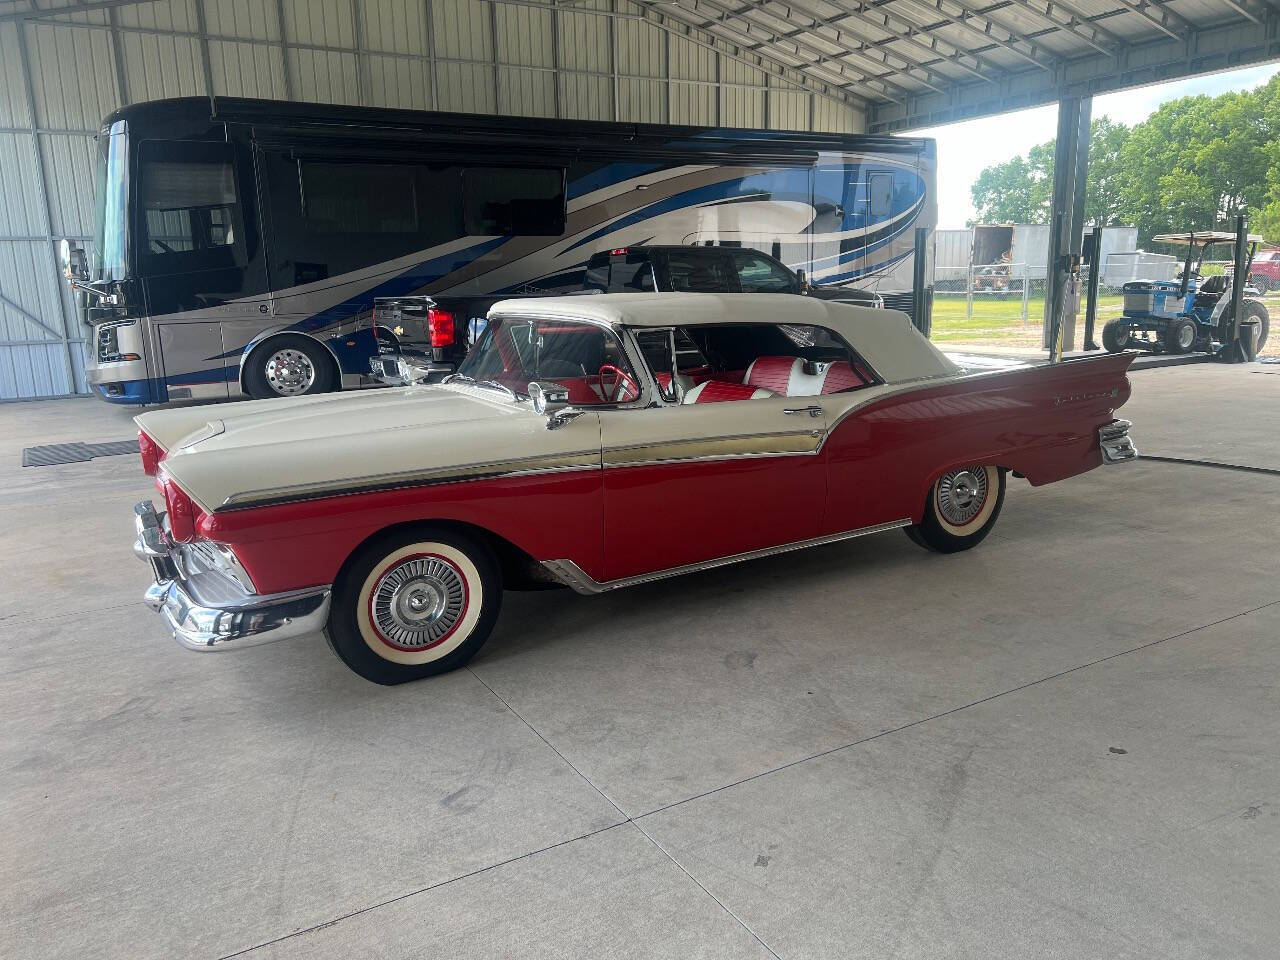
left=1099, top=419, right=1139, bottom=464
left=602, top=429, right=823, bottom=467
left=218, top=450, right=601, bottom=511
left=542, top=518, right=912, bottom=595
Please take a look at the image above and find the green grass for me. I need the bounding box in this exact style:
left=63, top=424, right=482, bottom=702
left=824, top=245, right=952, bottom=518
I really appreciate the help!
left=930, top=294, right=1125, bottom=345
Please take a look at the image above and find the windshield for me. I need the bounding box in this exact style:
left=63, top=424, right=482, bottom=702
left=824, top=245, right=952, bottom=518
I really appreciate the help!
left=92, top=120, right=129, bottom=281
left=456, top=315, right=640, bottom=405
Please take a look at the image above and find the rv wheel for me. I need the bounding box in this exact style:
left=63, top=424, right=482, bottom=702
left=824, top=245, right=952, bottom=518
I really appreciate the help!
left=244, top=336, right=337, bottom=399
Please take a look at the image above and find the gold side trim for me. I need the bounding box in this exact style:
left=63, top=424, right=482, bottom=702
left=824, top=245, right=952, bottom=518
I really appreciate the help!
left=218, top=450, right=601, bottom=511
left=542, top=518, right=912, bottom=595
left=603, top=430, right=822, bottom=467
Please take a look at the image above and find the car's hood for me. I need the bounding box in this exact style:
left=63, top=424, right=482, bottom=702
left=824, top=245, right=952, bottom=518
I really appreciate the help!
left=136, top=384, right=600, bottom=513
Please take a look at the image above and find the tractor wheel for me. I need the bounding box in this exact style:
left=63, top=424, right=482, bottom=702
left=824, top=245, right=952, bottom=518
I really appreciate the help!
left=1218, top=300, right=1270, bottom=355
left=1248, top=300, right=1270, bottom=353
left=1101, top=320, right=1131, bottom=353
left=1164, top=317, right=1197, bottom=354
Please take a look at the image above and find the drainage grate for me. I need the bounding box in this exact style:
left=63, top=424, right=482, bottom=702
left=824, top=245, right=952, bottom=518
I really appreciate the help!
left=22, top=439, right=140, bottom=467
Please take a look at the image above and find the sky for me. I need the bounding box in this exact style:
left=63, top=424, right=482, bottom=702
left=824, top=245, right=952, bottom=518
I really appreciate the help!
left=908, top=63, right=1280, bottom=229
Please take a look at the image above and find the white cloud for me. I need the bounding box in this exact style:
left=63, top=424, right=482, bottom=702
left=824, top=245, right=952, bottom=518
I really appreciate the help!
left=906, top=63, right=1280, bottom=229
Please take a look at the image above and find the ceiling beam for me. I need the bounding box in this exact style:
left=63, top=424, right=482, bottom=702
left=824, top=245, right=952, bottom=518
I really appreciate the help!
left=995, top=0, right=1122, bottom=56
left=668, top=0, right=921, bottom=100
left=493, top=0, right=870, bottom=106
left=721, top=0, right=950, bottom=95
left=1109, top=0, right=1193, bottom=40
left=815, top=0, right=1005, bottom=85
left=897, top=0, right=1057, bottom=71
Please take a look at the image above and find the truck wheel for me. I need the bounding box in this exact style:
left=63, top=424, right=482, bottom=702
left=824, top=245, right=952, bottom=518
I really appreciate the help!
left=325, top=526, right=502, bottom=684
left=1252, top=275, right=1270, bottom=295
left=1101, top=320, right=1131, bottom=353
left=904, top=465, right=1005, bottom=554
left=1164, top=317, right=1197, bottom=354
left=244, top=336, right=336, bottom=399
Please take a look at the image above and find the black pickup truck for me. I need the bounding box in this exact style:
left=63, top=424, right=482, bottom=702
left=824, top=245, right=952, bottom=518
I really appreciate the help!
left=582, top=245, right=883, bottom=307
left=369, top=245, right=882, bottom=384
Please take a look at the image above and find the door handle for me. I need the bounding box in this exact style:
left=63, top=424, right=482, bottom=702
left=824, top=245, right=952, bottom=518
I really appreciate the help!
left=783, top=405, right=823, bottom=418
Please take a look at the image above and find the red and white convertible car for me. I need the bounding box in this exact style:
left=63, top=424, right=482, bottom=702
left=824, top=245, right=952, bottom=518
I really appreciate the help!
left=133, top=294, right=1138, bottom=684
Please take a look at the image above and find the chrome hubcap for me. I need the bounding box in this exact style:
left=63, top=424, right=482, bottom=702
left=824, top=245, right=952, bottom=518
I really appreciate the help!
left=937, top=467, right=989, bottom=526
left=264, top=348, right=316, bottom=396
left=371, top=556, right=466, bottom=648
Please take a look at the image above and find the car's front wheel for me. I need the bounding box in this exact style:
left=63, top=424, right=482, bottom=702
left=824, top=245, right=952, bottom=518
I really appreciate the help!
left=905, top=465, right=1005, bottom=554
left=326, top=526, right=502, bottom=684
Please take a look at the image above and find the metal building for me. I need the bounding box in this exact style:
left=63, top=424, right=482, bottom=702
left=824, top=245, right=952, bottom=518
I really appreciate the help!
left=1, top=0, right=1276, bottom=398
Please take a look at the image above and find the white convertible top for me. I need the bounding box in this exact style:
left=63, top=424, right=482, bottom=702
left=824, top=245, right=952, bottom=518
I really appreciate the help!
left=489, top=293, right=958, bottom=384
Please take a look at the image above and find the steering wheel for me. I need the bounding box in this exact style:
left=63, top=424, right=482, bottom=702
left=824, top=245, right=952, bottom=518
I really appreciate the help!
left=598, top=364, right=639, bottom=402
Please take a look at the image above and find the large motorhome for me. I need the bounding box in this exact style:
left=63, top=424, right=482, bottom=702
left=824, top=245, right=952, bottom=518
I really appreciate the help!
left=66, top=97, right=936, bottom=403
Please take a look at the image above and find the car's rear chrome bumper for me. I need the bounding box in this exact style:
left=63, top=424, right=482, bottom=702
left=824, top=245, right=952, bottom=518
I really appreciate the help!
left=1099, top=419, right=1139, bottom=464
left=134, top=500, right=330, bottom=652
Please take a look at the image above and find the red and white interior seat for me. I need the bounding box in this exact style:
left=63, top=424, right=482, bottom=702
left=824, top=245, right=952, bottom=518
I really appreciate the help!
left=743, top=355, right=873, bottom=396
left=681, top=381, right=776, bottom=404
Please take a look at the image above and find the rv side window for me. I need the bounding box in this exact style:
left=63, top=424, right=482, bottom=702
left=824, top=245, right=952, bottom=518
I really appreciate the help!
left=462, top=167, right=565, bottom=236
left=301, top=162, right=421, bottom=234
left=868, top=173, right=893, bottom=219
left=263, top=153, right=463, bottom=286
left=138, top=140, right=242, bottom=273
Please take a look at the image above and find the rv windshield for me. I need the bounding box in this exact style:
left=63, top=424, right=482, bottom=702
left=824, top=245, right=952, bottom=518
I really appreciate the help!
left=92, top=120, right=129, bottom=281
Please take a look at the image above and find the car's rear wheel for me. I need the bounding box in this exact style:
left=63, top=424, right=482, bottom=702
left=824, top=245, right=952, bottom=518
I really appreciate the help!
left=1101, top=320, right=1131, bottom=353
left=325, top=526, right=502, bottom=684
left=905, top=465, right=1005, bottom=554
left=1252, top=275, right=1269, bottom=295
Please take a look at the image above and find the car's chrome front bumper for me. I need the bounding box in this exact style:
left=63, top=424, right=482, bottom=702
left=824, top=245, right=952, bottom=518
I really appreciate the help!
left=1099, top=419, right=1139, bottom=464
left=133, top=500, right=330, bottom=652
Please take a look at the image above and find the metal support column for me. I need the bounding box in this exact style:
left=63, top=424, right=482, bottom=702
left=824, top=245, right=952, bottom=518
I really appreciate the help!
left=1227, top=214, right=1249, bottom=361
left=1082, top=225, right=1103, bottom=350
left=1043, top=95, right=1091, bottom=360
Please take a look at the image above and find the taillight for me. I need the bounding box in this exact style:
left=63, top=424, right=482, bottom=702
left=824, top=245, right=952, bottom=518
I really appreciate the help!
left=137, top=429, right=163, bottom=476
left=428, top=307, right=455, bottom=348
left=610, top=248, right=628, bottom=256
left=159, top=473, right=202, bottom=543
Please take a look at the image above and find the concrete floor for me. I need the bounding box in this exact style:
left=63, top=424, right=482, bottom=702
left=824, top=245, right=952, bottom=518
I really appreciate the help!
left=2, top=363, right=1277, bottom=959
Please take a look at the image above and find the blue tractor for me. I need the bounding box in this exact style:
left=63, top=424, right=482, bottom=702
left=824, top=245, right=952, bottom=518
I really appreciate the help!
left=1102, top=232, right=1270, bottom=357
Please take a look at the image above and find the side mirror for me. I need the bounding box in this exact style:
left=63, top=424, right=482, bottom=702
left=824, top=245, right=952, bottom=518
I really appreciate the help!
left=60, top=238, right=88, bottom=282
left=796, top=268, right=810, bottom=293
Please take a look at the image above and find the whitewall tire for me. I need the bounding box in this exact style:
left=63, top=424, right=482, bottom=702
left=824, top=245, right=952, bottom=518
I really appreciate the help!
left=326, top=527, right=501, bottom=684
left=906, top=465, right=1005, bottom=554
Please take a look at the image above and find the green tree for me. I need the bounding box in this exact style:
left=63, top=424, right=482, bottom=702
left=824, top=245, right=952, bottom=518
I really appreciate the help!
left=1084, top=116, right=1129, bottom=226
left=969, top=118, right=1125, bottom=226
left=965, top=75, right=1280, bottom=244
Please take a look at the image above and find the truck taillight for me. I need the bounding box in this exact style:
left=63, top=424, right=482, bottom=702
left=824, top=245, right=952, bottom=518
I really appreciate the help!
left=137, top=429, right=163, bottom=476
left=428, top=307, right=455, bottom=348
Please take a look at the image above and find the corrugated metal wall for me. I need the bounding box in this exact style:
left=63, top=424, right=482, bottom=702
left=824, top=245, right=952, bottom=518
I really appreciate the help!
left=0, top=0, right=865, bottom=400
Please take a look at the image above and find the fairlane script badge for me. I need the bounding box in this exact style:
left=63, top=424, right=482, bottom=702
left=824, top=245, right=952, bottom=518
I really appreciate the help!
left=1053, top=387, right=1119, bottom=406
